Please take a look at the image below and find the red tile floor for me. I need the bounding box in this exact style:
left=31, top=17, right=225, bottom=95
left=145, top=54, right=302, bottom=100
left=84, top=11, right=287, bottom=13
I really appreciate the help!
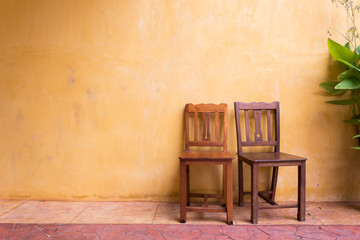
left=0, top=200, right=359, bottom=239
left=2, top=224, right=360, bottom=239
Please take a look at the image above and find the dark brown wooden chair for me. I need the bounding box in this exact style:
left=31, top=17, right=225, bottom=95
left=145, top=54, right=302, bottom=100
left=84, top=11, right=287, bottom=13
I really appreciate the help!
left=234, top=101, right=306, bottom=224
left=179, top=103, right=234, bottom=225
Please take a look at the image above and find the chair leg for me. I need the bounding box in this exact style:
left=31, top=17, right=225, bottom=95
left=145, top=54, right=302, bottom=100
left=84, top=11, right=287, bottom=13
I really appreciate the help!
left=226, top=161, right=233, bottom=225
left=180, top=161, right=187, bottom=223
left=238, top=159, right=244, bottom=206
left=222, top=164, right=227, bottom=207
left=251, top=163, right=259, bottom=224
left=186, top=165, right=190, bottom=206
left=298, top=162, right=306, bottom=221
left=270, top=166, right=279, bottom=202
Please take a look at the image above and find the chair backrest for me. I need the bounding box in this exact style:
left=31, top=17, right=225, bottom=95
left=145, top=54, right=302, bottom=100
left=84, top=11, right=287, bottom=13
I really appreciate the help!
left=185, top=103, right=228, bottom=152
left=234, top=102, right=280, bottom=153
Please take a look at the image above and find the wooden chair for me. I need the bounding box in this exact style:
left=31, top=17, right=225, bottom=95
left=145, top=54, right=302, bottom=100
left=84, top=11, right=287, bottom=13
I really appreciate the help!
left=234, top=102, right=306, bottom=224
left=179, top=103, right=234, bottom=225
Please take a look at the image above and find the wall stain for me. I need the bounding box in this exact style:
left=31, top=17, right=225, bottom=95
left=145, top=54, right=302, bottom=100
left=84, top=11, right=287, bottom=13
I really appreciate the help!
left=11, top=150, right=22, bottom=175
left=72, top=195, right=88, bottom=199
left=55, top=118, right=62, bottom=155
left=68, top=76, right=75, bottom=85
left=94, top=195, right=115, bottom=199
left=15, top=111, right=24, bottom=122
left=68, top=66, right=75, bottom=85
left=73, top=105, right=82, bottom=127
left=86, top=88, right=96, bottom=102
left=11, top=153, right=16, bottom=175
left=10, top=195, right=31, bottom=199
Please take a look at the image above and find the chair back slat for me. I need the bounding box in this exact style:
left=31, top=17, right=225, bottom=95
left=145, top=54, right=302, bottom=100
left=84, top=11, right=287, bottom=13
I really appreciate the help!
left=267, top=110, right=271, bottom=141
left=234, top=101, right=280, bottom=153
left=244, top=110, right=250, bottom=142
left=185, top=103, right=228, bottom=151
left=202, top=112, right=211, bottom=141
left=215, top=111, right=220, bottom=142
left=253, top=110, right=263, bottom=141
left=275, top=102, right=280, bottom=152
left=185, top=109, right=190, bottom=150
left=194, top=112, right=198, bottom=141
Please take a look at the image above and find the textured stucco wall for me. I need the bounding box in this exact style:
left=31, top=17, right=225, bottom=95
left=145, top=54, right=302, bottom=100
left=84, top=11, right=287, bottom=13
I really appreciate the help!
left=0, top=0, right=359, bottom=202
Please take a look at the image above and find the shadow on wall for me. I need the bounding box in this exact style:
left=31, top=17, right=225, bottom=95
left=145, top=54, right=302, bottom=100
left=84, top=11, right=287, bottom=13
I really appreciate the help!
left=315, top=55, right=360, bottom=201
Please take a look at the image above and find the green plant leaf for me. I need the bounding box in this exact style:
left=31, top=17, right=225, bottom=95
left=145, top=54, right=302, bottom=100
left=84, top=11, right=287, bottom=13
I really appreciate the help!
left=350, top=146, right=360, bottom=150
left=319, top=82, right=347, bottom=95
left=338, top=59, right=360, bottom=71
left=353, top=134, right=360, bottom=138
left=345, top=42, right=351, bottom=49
left=326, top=99, right=357, bottom=105
left=344, top=119, right=360, bottom=124
left=338, top=68, right=359, bottom=80
left=335, top=76, right=360, bottom=89
left=356, top=54, right=360, bottom=66
left=356, top=45, right=360, bottom=54
left=328, top=38, right=356, bottom=63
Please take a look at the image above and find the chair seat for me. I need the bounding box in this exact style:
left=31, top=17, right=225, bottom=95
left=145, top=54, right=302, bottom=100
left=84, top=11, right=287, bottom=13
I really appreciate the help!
left=180, top=151, right=234, bottom=160
left=238, top=152, right=306, bottom=163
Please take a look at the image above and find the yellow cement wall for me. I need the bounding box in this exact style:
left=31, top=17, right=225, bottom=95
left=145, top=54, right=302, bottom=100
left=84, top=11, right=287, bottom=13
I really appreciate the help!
left=0, top=0, right=359, bottom=202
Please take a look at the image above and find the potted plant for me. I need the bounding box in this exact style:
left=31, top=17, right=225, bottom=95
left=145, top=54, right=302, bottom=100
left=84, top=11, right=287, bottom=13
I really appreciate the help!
left=320, top=0, right=360, bottom=149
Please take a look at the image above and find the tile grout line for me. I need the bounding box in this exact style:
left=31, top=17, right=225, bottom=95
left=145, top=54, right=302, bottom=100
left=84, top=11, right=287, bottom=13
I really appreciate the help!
left=307, top=210, right=325, bottom=225
left=0, top=202, right=26, bottom=218
left=313, top=215, right=325, bottom=225
left=69, top=204, right=90, bottom=224
left=152, top=203, right=160, bottom=224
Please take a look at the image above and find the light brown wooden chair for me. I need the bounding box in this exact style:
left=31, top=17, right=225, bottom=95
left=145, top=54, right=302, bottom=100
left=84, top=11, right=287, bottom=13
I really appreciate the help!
left=234, top=101, right=306, bottom=224
left=179, top=103, right=234, bottom=225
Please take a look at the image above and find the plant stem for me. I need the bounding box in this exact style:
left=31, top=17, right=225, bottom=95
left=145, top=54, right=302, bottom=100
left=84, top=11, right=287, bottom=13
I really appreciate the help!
left=329, top=27, right=353, bottom=47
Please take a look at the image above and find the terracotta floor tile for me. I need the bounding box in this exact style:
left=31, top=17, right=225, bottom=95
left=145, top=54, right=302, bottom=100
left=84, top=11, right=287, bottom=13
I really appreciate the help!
left=121, top=225, right=164, bottom=240
left=72, top=202, right=158, bottom=224
left=153, top=202, right=233, bottom=225
left=222, top=225, right=269, bottom=239
left=97, top=225, right=127, bottom=240
left=2, top=224, right=49, bottom=240
left=196, top=225, right=223, bottom=235
left=197, top=235, right=235, bottom=240
left=234, top=202, right=322, bottom=225
left=306, top=202, right=360, bottom=225
left=337, top=236, right=360, bottom=240
left=1, top=224, right=360, bottom=239
left=256, top=225, right=297, bottom=236
left=321, top=225, right=360, bottom=237
left=0, top=201, right=23, bottom=216
left=151, top=203, right=179, bottom=224
left=0, top=223, right=14, bottom=234
left=46, top=231, right=99, bottom=240
left=0, top=200, right=358, bottom=226
left=295, top=225, right=339, bottom=240
left=43, top=223, right=111, bottom=233
left=269, top=236, right=299, bottom=240
left=160, top=225, right=202, bottom=239
left=0, top=201, right=89, bottom=224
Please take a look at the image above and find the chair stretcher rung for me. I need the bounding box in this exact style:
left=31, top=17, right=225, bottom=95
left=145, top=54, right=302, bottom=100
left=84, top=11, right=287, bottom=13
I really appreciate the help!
left=258, top=192, right=278, bottom=205
left=243, top=191, right=272, bottom=196
left=190, top=193, right=223, bottom=198
left=259, top=204, right=298, bottom=209
left=186, top=206, right=227, bottom=212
